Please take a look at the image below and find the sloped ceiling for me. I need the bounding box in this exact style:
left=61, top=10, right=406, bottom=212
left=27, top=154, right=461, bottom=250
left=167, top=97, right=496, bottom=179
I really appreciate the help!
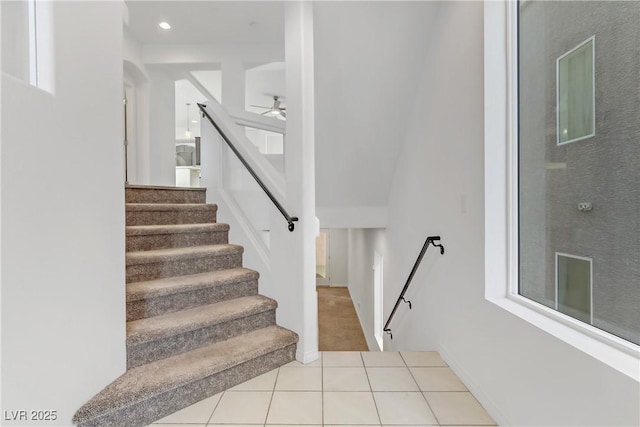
left=314, top=2, right=439, bottom=210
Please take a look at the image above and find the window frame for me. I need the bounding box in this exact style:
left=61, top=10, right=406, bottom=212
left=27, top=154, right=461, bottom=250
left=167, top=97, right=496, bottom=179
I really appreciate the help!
left=556, top=36, right=596, bottom=146
left=483, top=0, right=639, bottom=380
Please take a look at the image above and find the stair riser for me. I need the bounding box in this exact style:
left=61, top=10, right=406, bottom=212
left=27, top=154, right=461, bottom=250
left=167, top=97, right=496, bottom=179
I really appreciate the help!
left=127, top=279, right=258, bottom=321
left=125, top=188, right=206, bottom=204
left=126, top=253, right=242, bottom=283
left=126, top=231, right=228, bottom=252
left=126, top=210, right=216, bottom=226
left=127, top=310, right=276, bottom=369
left=77, top=344, right=296, bottom=427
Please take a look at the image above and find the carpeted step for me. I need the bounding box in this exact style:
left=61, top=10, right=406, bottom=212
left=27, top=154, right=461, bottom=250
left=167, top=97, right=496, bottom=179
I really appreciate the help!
left=126, top=268, right=259, bottom=321
left=73, top=325, right=298, bottom=427
left=126, top=203, right=217, bottom=226
left=125, top=185, right=206, bottom=204
left=126, top=245, right=243, bottom=283
left=126, top=223, right=229, bottom=252
left=126, top=295, right=277, bottom=368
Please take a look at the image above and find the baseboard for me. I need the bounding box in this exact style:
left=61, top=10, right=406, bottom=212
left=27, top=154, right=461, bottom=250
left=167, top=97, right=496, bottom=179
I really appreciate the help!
left=438, top=344, right=508, bottom=426
left=348, top=286, right=375, bottom=352
left=297, top=348, right=320, bottom=364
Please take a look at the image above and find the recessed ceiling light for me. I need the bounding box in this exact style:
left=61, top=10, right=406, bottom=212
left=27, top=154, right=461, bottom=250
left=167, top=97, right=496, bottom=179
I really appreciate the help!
left=158, top=22, right=171, bottom=30
left=191, top=120, right=198, bottom=123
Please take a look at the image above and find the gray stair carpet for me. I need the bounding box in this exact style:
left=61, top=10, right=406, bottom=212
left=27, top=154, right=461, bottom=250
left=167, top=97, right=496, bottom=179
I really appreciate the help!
left=74, top=185, right=298, bottom=427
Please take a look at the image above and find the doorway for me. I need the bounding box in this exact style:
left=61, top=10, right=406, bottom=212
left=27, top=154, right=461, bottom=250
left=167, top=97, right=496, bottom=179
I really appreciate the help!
left=316, top=229, right=330, bottom=285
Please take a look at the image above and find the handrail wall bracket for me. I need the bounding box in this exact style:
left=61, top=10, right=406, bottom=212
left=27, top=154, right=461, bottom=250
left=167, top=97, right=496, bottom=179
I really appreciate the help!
left=383, top=235, right=445, bottom=339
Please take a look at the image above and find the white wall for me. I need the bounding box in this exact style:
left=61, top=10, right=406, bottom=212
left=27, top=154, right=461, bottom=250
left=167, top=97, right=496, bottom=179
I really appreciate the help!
left=327, top=228, right=348, bottom=286
left=1, top=2, right=126, bottom=426
left=348, top=228, right=387, bottom=351
left=313, top=2, right=438, bottom=227
left=148, top=70, right=177, bottom=186
left=123, top=29, right=150, bottom=185
left=377, top=2, right=639, bottom=426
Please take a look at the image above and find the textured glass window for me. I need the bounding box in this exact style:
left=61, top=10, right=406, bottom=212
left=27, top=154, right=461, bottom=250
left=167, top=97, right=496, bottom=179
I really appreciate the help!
left=518, top=1, right=640, bottom=345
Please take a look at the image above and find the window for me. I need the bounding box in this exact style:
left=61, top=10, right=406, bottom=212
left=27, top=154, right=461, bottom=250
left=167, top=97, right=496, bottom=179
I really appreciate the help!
left=518, top=1, right=639, bottom=345
left=557, top=37, right=595, bottom=145
left=1, top=0, right=36, bottom=84
left=484, top=0, right=639, bottom=379
left=555, top=253, right=592, bottom=324
left=1, top=0, right=53, bottom=92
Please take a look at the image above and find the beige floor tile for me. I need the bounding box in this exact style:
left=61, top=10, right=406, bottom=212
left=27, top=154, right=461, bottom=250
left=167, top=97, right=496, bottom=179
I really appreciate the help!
left=324, top=367, right=371, bottom=391
left=323, top=351, right=364, bottom=367
left=282, top=353, right=322, bottom=368
left=229, top=368, right=278, bottom=391
left=154, top=393, right=221, bottom=424
left=151, top=424, right=206, bottom=427
left=374, top=392, right=438, bottom=425
left=207, top=425, right=262, bottom=427
left=275, top=367, right=322, bottom=391
left=401, top=351, right=447, bottom=367
left=323, top=392, right=380, bottom=425
left=266, top=391, right=323, bottom=425
left=424, top=392, right=495, bottom=425
left=362, top=351, right=406, bottom=367
left=410, top=367, right=468, bottom=391
left=367, top=367, right=420, bottom=391
left=208, top=391, right=271, bottom=424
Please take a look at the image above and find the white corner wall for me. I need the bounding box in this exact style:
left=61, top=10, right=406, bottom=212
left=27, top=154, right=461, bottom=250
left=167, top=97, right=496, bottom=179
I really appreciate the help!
left=148, top=70, right=177, bottom=186
left=375, top=2, right=639, bottom=426
left=1, top=2, right=126, bottom=426
left=347, top=228, right=387, bottom=351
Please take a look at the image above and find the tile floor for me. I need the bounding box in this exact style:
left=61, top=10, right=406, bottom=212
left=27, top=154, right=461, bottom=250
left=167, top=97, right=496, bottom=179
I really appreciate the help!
left=149, top=351, right=496, bottom=427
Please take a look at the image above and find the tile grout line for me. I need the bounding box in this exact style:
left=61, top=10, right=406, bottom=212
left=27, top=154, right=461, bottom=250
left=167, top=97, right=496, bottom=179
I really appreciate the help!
left=402, top=352, right=443, bottom=426
left=263, top=367, right=280, bottom=426
left=360, top=351, right=383, bottom=427
left=321, top=351, right=324, bottom=427
left=204, top=389, right=225, bottom=426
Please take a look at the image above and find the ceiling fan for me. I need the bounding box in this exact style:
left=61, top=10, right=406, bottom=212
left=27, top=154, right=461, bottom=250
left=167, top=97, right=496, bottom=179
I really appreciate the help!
left=251, top=95, right=286, bottom=119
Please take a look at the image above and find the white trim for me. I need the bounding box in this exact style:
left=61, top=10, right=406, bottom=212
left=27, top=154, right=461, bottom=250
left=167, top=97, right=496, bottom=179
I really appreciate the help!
left=556, top=36, right=596, bottom=146
left=554, top=252, right=593, bottom=324
left=28, top=0, right=38, bottom=87
left=484, top=0, right=640, bottom=380
left=227, top=107, right=286, bottom=135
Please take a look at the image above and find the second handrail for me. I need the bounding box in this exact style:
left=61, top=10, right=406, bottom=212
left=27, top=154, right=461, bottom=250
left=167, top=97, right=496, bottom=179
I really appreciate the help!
left=383, top=235, right=445, bottom=339
left=197, top=102, right=298, bottom=232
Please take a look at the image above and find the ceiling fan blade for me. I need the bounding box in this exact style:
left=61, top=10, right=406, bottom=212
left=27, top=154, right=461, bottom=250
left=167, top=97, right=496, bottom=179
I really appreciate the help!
left=261, top=111, right=271, bottom=116
left=279, top=111, right=286, bottom=118
left=250, top=105, right=271, bottom=109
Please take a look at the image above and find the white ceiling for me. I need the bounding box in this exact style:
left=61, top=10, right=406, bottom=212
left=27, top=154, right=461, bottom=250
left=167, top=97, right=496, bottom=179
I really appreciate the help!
left=125, top=1, right=284, bottom=44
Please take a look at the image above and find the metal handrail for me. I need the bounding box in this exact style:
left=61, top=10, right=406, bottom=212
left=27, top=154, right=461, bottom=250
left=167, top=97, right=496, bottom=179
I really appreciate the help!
left=383, top=236, right=445, bottom=339
left=197, top=103, right=298, bottom=232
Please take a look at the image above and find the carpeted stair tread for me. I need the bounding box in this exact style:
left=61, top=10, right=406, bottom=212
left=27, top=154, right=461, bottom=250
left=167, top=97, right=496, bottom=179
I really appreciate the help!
left=126, top=244, right=242, bottom=266
left=127, top=295, right=277, bottom=345
left=73, top=325, right=298, bottom=425
left=126, top=268, right=258, bottom=302
left=126, top=185, right=205, bottom=191
left=126, top=223, right=229, bottom=236
left=125, top=203, right=216, bottom=212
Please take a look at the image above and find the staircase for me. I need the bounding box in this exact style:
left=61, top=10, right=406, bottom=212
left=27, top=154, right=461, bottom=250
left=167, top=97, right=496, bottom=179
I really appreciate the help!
left=73, top=185, right=298, bottom=427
